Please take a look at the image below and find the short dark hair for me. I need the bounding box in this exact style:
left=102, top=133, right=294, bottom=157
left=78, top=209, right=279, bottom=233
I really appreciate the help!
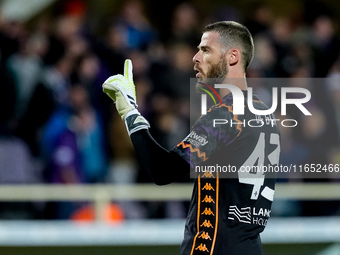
left=203, top=21, right=254, bottom=70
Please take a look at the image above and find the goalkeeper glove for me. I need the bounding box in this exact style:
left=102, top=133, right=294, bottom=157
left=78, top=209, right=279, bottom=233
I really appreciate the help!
left=103, top=59, right=150, bottom=135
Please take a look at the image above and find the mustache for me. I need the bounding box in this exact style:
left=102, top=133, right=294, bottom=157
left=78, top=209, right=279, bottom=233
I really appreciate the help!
left=194, top=64, right=203, bottom=73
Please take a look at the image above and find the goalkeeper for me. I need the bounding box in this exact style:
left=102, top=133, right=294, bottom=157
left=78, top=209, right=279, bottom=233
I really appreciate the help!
left=103, top=21, right=280, bottom=255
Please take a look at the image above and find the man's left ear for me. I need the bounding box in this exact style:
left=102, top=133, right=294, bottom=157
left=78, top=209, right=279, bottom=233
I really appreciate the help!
left=228, top=49, right=240, bottom=66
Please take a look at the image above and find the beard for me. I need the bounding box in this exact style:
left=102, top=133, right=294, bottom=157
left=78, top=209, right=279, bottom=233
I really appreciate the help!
left=196, top=54, right=228, bottom=92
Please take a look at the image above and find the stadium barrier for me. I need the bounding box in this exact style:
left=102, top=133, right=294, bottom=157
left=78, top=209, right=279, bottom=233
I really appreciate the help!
left=0, top=183, right=339, bottom=249
left=0, top=183, right=339, bottom=221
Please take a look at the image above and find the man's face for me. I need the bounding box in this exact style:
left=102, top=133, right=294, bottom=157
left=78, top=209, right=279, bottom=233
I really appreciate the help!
left=193, top=31, right=228, bottom=87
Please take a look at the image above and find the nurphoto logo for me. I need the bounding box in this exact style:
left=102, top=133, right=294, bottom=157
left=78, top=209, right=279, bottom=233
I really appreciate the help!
left=199, top=83, right=312, bottom=128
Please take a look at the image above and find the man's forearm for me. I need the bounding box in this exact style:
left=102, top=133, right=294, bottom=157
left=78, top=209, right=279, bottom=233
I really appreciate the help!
left=131, top=130, right=190, bottom=185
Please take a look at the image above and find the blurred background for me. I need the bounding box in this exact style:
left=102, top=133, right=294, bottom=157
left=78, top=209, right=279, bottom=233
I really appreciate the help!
left=0, top=0, right=339, bottom=254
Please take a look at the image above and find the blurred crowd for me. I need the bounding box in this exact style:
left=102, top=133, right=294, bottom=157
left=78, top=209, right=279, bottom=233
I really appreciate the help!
left=0, top=0, right=340, bottom=220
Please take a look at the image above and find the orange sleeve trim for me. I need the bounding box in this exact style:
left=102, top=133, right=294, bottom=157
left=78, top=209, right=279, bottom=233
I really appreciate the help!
left=177, top=141, right=208, bottom=161
left=208, top=104, right=243, bottom=137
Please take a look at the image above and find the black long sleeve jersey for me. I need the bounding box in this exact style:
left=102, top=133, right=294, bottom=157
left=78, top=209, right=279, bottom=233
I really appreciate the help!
left=131, top=90, right=280, bottom=255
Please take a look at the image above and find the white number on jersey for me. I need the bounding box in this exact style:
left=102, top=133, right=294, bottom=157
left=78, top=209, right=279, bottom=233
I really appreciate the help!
left=238, top=132, right=280, bottom=200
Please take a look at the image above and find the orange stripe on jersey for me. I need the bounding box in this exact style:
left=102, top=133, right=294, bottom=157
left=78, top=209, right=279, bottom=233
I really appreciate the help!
left=210, top=171, right=219, bottom=255
left=177, top=141, right=208, bottom=161
left=190, top=175, right=201, bottom=255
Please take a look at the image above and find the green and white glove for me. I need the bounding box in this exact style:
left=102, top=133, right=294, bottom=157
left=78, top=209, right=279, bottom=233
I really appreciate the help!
left=103, top=59, right=150, bottom=135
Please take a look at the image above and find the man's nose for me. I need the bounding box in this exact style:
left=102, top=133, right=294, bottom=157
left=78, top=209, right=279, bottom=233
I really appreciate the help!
left=193, top=51, right=200, bottom=63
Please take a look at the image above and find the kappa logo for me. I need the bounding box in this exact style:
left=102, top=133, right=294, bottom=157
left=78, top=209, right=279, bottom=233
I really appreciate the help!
left=202, top=195, right=215, bottom=203
left=201, top=171, right=215, bottom=178
left=198, top=231, right=212, bottom=240
left=202, top=183, right=215, bottom=191
left=201, top=207, right=215, bottom=216
left=200, top=220, right=214, bottom=228
left=195, top=243, right=210, bottom=252
left=186, top=131, right=208, bottom=147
